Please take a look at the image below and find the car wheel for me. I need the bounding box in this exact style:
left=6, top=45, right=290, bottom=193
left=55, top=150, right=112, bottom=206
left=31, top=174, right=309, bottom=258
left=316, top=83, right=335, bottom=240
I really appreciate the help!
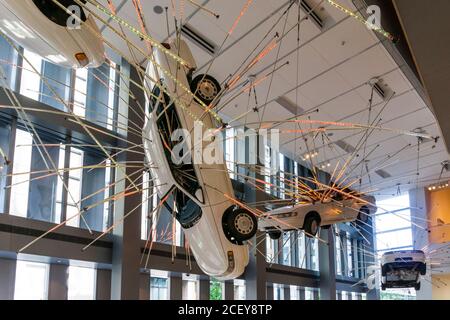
left=414, top=282, right=421, bottom=291
left=357, top=206, right=370, bottom=223
left=223, top=208, right=258, bottom=243
left=268, top=230, right=282, bottom=240
left=381, top=283, right=386, bottom=291
left=419, top=264, right=427, bottom=275
left=303, top=213, right=320, bottom=237
left=190, top=74, right=221, bottom=106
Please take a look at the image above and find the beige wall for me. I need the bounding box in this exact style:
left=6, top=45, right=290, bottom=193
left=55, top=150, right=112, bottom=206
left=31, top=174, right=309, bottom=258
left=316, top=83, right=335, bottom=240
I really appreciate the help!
left=428, top=189, right=450, bottom=244
left=432, top=274, right=450, bottom=300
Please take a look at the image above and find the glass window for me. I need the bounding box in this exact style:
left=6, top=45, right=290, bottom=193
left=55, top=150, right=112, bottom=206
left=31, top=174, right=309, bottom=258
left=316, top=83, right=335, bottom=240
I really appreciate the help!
left=375, top=210, right=412, bottom=232
left=14, top=261, right=49, bottom=300
left=234, top=279, right=246, bottom=300
left=304, top=287, right=315, bottom=300
left=0, top=35, right=18, bottom=89
left=0, top=121, right=11, bottom=213
left=297, top=232, right=306, bottom=268
left=9, top=129, right=33, bottom=217
left=376, top=229, right=413, bottom=251
left=40, top=60, right=71, bottom=111
left=20, top=49, right=42, bottom=101
left=273, top=283, right=284, bottom=300
left=183, top=280, right=198, bottom=300
left=150, top=277, right=169, bottom=300
left=281, top=232, right=291, bottom=266
left=290, top=285, right=299, bottom=300
left=67, top=266, right=96, bottom=300
left=210, top=280, right=224, bottom=300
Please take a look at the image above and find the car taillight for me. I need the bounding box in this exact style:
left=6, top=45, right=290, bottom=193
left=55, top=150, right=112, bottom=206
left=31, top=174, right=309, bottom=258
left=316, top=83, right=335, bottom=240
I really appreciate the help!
left=75, top=53, right=89, bottom=67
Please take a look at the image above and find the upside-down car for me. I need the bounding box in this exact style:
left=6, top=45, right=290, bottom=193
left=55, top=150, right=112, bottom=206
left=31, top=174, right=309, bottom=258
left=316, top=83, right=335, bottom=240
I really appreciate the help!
left=142, top=39, right=258, bottom=280
left=259, top=191, right=377, bottom=239
left=0, top=0, right=104, bottom=68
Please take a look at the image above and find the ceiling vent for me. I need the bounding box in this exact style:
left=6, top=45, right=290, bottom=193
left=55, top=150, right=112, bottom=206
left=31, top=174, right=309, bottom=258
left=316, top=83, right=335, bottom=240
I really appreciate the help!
left=375, top=169, right=392, bottom=179
left=298, top=0, right=324, bottom=29
left=181, top=24, right=216, bottom=55
left=275, top=96, right=305, bottom=115
left=334, top=140, right=356, bottom=153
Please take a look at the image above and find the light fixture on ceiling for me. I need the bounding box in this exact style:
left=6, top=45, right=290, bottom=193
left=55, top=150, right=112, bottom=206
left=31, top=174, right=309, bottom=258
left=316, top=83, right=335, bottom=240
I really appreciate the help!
left=275, top=96, right=305, bottom=115
left=301, top=151, right=319, bottom=161
left=153, top=5, right=164, bottom=14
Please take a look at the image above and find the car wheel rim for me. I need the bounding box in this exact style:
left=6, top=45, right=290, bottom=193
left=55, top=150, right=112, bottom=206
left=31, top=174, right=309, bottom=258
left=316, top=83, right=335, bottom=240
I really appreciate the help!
left=234, top=213, right=254, bottom=235
left=197, top=79, right=218, bottom=101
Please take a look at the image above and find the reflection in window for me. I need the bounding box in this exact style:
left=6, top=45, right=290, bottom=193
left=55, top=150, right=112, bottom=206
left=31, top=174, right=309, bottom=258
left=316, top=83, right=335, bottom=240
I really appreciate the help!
left=0, top=121, right=11, bottom=213
left=67, top=266, right=96, bottom=300
left=14, top=261, right=49, bottom=300
left=150, top=277, right=169, bottom=300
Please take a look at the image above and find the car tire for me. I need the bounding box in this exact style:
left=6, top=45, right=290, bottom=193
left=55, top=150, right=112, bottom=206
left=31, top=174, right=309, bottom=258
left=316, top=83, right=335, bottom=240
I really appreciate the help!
left=419, top=264, right=427, bottom=275
left=414, top=282, right=421, bottom=291
left=190, top=74, right=221, bottom=106
left=223, top=208, right=258, bottom=243
left=303, top=213, right=320, bottom=237
left=381, top=283, right=386, bottom=291
left=268, top=230, right=282, bottom=240
left=357, top=206, right=370, bottom=223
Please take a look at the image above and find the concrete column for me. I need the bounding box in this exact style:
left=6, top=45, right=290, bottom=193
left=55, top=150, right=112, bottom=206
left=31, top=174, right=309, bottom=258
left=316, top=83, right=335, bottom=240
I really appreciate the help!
left=170, top=276, right=183, bottom=300
left=319, top=228, right=336, bottom=300
left=283, top=285, right=290, bottom=300
left=266, top=284, right=274, bottom=300
left=224, top=281, right=234, bottom=300
left=139, top=273, right=150, bottom=300
left=96, top=269, right=111, bottom=300
left=48, top=264, right=68, bottom=300
left=244, top=136, right=267, bottom=299
left=298, top=287, right=305, bottom=300
left=199, top=278, right=210, bottom=300
left=0, top=258, right=16, bottom=300
left=111, top=62, right=145, bottom=300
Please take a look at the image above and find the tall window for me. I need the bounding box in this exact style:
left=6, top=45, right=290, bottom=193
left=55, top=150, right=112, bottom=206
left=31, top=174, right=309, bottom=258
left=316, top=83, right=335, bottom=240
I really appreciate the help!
left=14, top=261, right=49, bottom=300
left=273, top=284, right=284, bottom=300
left=279, top=154, right=285, bottom=199
left=183, top=280, right=198, bottom=300
left=150, top=277, right=169, bottom=300
left=9, top=129, right=33, bottom=217
left=0, top=121, right=11, bottom=213
left=234, top=279, right=246, bottom=300
left=375, top=194, right=413, bottom=253
left=67, top=266, right=96, bottom=300
left=20, top=49, right=42, bottom=101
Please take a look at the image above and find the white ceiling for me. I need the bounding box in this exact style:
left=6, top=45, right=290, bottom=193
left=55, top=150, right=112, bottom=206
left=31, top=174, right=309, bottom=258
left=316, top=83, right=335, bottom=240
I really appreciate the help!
left=94, top=0, right=450, bottom=199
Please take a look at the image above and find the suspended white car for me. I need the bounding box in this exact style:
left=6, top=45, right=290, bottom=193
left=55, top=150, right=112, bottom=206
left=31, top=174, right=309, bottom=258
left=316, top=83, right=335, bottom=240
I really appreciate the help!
left=380, top=250, right=426, bottom=291
left=142, top=39, right=257, bottom=280
left=259, top=192, right=377, bottom=239
left=0, top=0, right=105, bottom=68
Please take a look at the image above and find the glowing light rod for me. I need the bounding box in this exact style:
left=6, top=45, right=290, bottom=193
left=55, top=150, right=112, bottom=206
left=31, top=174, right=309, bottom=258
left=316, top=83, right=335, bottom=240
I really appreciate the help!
left=326, top=0, right=397, bottom=42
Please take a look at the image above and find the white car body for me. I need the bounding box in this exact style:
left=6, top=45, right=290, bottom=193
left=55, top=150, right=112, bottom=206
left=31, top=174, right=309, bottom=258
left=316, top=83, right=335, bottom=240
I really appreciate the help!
left=381, top=250, right=426, bottom=290
left=142, top=39, right=251, bottom=280
left=0, top=0, right=105, bottom=68
left=259, top=194, right=377, bottom=236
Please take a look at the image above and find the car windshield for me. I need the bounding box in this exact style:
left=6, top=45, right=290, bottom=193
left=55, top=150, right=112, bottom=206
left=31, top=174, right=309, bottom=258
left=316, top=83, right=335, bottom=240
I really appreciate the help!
left=33, top=0, right=87, bottom=27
